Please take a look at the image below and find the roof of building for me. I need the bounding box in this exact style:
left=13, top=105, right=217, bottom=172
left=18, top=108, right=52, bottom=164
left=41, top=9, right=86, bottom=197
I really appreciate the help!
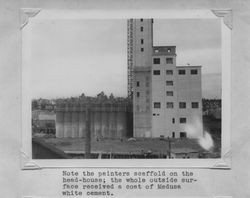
left=177, top=65, right=202, bottom=68
left=153, top=46, right=176, bottom=56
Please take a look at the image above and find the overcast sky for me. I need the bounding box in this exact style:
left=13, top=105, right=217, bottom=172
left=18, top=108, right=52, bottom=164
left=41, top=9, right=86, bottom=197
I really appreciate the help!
left=30, top=18, right=221, bottom=99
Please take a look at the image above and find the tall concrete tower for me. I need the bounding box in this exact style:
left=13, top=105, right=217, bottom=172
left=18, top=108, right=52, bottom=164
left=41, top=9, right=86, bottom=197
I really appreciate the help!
left=127, top=19, right=154, bottom=137
left=127, top=19, right=153, bottom=97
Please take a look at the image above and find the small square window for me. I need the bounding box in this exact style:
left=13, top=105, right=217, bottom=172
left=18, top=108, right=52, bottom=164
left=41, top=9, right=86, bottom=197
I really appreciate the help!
left=140, top=27, right=143, bottom=32
left=179, top=102, right=186, bottom=109
left=166, top=70, right=173, bottom=75
left=180, top=132, right=187, bottom=138
left=191, top=69, right=198, bottom=75
left=180, top=118, right=187, bottom=123
left=154, top=102, right=161, bottom=108
left=178, top=70, right=186, bottom=75
left=166, top=81, right=173, bottom=86
left=167, top=48, right=171, bottom=53
left=166, top=58, right=173, bottom=64
left=153, top=70, right=160, bottom=75
left=192, top=102, right=199, bottom=108
left=166, top=91, right=173, bottom=96
left=136, top=92, right=140, bottom=97
left=136, top=81, right=140, bottom=87
left=166, top=102, right=174, bottom=108
left=153, top=58, right=160, bottom=64
left=140, top=19, right=143, bottom=22
left=141, top=39, right=144, bottom=44
left=141, top=48, right=144, bottom=52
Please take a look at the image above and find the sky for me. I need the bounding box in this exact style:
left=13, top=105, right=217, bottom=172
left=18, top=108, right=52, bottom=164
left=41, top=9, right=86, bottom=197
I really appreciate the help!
left=30, top=18, right=221, bottom=99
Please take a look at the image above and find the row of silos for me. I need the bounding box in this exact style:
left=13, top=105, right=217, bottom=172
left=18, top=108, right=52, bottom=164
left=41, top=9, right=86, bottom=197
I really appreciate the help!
left=56, top=103, right=132, bottom=138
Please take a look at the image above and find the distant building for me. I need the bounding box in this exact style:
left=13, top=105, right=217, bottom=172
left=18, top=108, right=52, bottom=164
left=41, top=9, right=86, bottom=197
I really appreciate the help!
left=128, top=19, right=203, bottom=138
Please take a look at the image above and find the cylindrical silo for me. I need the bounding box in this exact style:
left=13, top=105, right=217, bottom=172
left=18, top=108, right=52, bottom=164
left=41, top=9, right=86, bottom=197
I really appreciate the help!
left=101, top=104, right=109, bottom=138
left=56, top=110, right=64, bottom=138
left=78, top=104, right=86, bottom=138
left=63, top=105, right=72, bottom=138
left=93, top=105, right=102, bottom=138
left=109, top=104, right=117, bottom=138
left=71, top=105, right=79, bottom=138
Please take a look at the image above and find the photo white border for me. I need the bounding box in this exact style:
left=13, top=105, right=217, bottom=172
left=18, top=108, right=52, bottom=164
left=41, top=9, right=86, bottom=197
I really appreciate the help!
left=21, top=9, right=232, bottom=169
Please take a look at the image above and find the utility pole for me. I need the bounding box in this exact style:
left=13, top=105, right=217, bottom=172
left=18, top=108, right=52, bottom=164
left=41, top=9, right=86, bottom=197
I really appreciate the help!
left=167, top=137, right=171, bottom=158
left=85, top=104, right=91, bottom=159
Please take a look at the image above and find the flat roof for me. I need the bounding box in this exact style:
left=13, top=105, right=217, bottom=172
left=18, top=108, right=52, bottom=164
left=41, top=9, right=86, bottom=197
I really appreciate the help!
left=177, top=65, right=202, bottom=68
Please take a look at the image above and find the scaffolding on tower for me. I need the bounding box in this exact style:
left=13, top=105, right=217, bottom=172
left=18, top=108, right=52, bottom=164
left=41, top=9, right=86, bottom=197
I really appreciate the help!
left=127, top=19, right=134, bottom=98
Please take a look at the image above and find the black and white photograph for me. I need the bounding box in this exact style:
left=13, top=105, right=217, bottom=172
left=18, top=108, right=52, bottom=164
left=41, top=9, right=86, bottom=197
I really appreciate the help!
left=2, top=1, right=250, bottom=198
left=29, top=17, right=223, bottom=160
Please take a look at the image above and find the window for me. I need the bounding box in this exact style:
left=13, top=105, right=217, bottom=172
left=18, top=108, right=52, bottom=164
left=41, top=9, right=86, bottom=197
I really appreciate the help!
left=166, top=58, right=173, bottom=64
left=146, top=90, right=150, bottom=95
left=154, top=102, right=161, bottom=108
left=153, top=58, right=160, bottom=64
left=167, top=48, right=171, bottom=53
left=180, top=132, right=187, bottom=138
left=178, top=69, right=186, bottom=75
left=141, top=48, right=144, bottom=52
left=145, top=82, right=149, bottom=87
left=166, top=102, right=174, bottom=108
left=153, top=70, right=160, bottom=75
left=166, top=81, right=173, bottom=86
left=179, top=102, right=186, bottom=109
left=166, top=70, right=173, bottom=75
left=136, top=92, right=140, bottom=97
left=172, top=132, right=175, bottom=138
left=191, top=69, right=198, bottom=75
left=166, top=91, right=173, bottom=96
left=172, top=118, right=175, bottom=123
left=140, top=19, right=143, bottom=22
left=136, top=81, right=140, bottom=87
left=180, top=118, right=187, bottom=123
left=141, top=39, right=144, bottom=44
left=140, top=26, right=143, bottom=32
left=192, top=102, right=199, bottom=108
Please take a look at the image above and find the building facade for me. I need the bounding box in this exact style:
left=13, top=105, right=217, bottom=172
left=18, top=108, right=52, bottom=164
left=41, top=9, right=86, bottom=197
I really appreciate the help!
left=128, top=19, right=203, bottom=138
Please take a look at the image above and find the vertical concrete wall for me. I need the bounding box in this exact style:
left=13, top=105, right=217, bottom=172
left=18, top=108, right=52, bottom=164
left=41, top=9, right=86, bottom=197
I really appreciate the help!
left=55, top=111, right=64, bottom=138
left=133, top=67, right=152, bottom=138
left=63, top=110, right=71, bottom=138
left=56, top=104, right=131, bottom=138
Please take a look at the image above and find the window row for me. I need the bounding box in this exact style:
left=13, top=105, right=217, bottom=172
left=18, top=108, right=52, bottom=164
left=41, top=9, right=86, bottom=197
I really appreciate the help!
left=154, top=102, right=199, bottom=109
left=153, top=58, right=173, bottom=64
left=153, top=69, right=198, bottom=75
left=152, top=116, right=187, bottom=124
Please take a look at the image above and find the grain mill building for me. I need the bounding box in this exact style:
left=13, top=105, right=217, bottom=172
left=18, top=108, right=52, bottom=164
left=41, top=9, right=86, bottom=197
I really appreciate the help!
left=127, top=19, right=203, bottom=138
